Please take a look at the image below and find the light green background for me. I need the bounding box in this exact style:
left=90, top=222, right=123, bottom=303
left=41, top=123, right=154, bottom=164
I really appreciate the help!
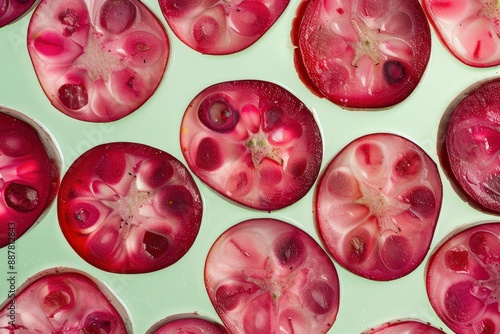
left=1, top=0, right=499, bottom=332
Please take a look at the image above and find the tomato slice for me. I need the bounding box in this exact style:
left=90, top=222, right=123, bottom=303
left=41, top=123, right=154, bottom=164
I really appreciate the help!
left=363, top=319, right=446, bottom=333
left=147, top=313, right=228, bottom=333
left=204, top=218, right=340, bottom=334
left=27, top=0, right=169, bottom=122
left=292, top=0, right=431, bottom=109
left=0, top=267, right=130, bottom=333
left=440, top=77, right=500, bottom=215
left=315, top=133, right=443, bottom=281
left=426, top=222, right=500, bottom=334
left=158, top=0, right=289, bottom=55
left=180, top=80, right=322, bottom=211
left=422, top=0, right=500, bottom=67
left=57, top=142, right=203, bottom=274
left=0, top=107, right=60, bottom=248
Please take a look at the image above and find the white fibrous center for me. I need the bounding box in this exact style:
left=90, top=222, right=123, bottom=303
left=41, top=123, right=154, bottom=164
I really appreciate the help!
left=73, top=28, right=123, bottom=81
left=102, top=180, right=150, bottom=227
left=349, top=18, right=381, bottom=67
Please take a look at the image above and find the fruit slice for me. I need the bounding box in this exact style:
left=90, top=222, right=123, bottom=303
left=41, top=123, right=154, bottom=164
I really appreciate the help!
left=439, top=77, right=500, bottom=215
left=0, top=107, right=60, bottom=248
left=292, top=0, right=431, bottom=109
left=204, top=218, right=340, bottom=334
left=363, top=319, right=446, bottom=333
left=146, top=313, right=228, bottom=334
left=426, top=222, right=500, bottom=334
left=0, top=267, right=130, bottom=333
left=422, top=0, right=500, bottom=67
left=180, top=80, right=322, bottom=211
left=57, top=142, right=202, bottom=274
left=0, top=0, right=36, bottom=27
left=27, top=0, right=169, bottom=122
left=315, top=133, right=442, bottom=281
left=158, top=0, right=289, bottom=55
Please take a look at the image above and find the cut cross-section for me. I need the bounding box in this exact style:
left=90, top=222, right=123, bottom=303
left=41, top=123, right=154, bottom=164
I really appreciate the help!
left=315, top=133, right=442, bottom=280
left=292, top=0, right=431, bottom=109
left=0, top=267, right=130, bottom=333
left=423, top=0, right=500, bottom=67
left=0, top=107, right=60, bottom=248
left=27, top=0, right=169, bottom=122
left=158, top=0, right=289, bottom=54
left=0, top=0, right=36, bottom=27
left=426, top=222, right=500, bottom=334
left=180, top=80, right=322, bottom=211
left=146, top=313, right=228, bottom=334
left=57, top=142, right=202, bottom=274
left=204, top=218, right=340, bottom=334
left=362, top=319, right=446, bottom=333
left=439, top=77, right=500, bottom=215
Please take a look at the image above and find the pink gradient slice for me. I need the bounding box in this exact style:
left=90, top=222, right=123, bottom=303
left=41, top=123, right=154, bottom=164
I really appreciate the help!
left=205, top=218, right=340, bottom=334
left=315, top=133, right=442, bottom=280
left=57, top=142, right=202, bottom=273
left=180, top=80, right=322, bottom=211
left=27, top=0, right=169, bottom=122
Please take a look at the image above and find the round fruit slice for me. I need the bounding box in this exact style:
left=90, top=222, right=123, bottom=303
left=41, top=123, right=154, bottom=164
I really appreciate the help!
left=440, top=77, right=500, bottom=215
left=292, top=0, right=431, bottom=109
left=0, top=0, right=36, bottom=27
left=315, top=133, right=443, bottom=281
left=27, top=0, right=169, bottom=122
left=0, top=107, right=60, bottom=248
left=422, top=0, right=500, bottom=67
left=180, top=80, right=322, bottom=211
left=0, top=267, right=130, bottom=333
left=158, top=0, right=289, bottom=55
left=426, top=222, right=500, bottom=334
left=57, top=142, right=203, bottom=274
left=204, top=218, right=340, bottom=334
left=362, top=319, right=446, bottom=333
left=147, top=313, right=228, bottom=334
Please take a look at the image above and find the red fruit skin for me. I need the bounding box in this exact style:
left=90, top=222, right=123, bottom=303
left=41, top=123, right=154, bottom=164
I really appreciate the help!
left=439, top=77, right=500, bottom=215
left=0, top=0, right=37, bottom=27
left=57, top=142, right=203, bottom=274
left=27, top=0, right=169, bottom=122
left=315, top=133, right=443, bottom=281
left=422, top=0, right=500, bottom=67
left=426, top=222, right=500, bottom=334
left=292, top=0, right=431, bottom=109
left=204, top=218, right=340, bottom=334
left=180, top=80, right=322, bottom=211
left=0, top=267, right=130, bottom=333
left=362, top=319, right=445, bottom=333
left=146, top=313, right=228, bottom=334
left=158, top=0, right=289, bottom=55
left=0, top=107, right=60, bottom=248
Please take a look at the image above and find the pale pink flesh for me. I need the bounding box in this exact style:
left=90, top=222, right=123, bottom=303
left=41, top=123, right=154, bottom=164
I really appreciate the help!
left=443, top=78, right=500, bottom=214
left=27, top=0, right=169, bottom=122
left=0, top=108, right=60, bottom=248
left=0, top=0, right=36, bottom=27
left=180, top=80, right=322, bottom=211
left=57, top=142, right=202, bottom=274
left=426, top=222, right=500, bottom=334
left=293, top=0, right=431, bottom=109
left=147, top=313, right=228, bottom=334
left=315, top=133, right=442, bottom=281
left=158, top=0, right=289, bottom=55
left=204, top=218, right=340, bottom=334
left=423, top=0, right=500, bottom=67
left=362, top=319, right=446, bottom=333
left=0, top=268, right=129, bottom=333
